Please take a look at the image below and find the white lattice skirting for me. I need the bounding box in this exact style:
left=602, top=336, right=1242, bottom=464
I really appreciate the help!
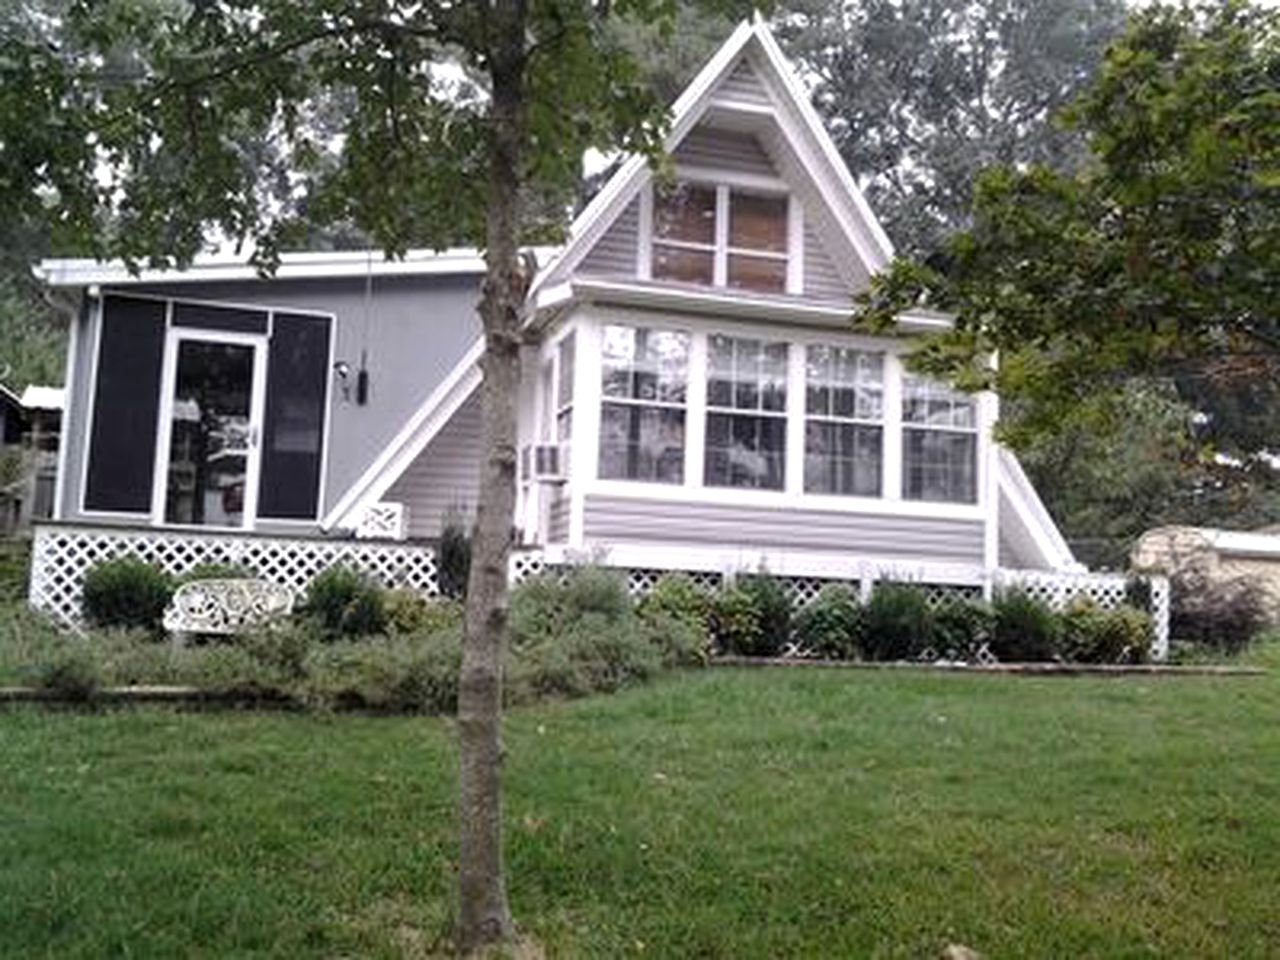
left=29, top=523, right=1169, bottom=658
left=30, top=523, right=439, bottom=629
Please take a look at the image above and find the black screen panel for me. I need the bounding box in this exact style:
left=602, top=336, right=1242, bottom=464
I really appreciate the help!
left=173, top=301, right=268, bottom=334
left=258, top=312, right=331, bottom=519
left=84, top=296, right=167, bottom=512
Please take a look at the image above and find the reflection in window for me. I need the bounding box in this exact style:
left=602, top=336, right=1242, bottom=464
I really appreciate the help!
left=598, top=325, right=688, bottom=483
left=704, top=335, right=787, bottom=489
left=652, top=184, right=716, bottom=286
left=805, top=346, right=883, bottom=496
left=652, top=183, right=789, bottom=293
left=903, top=376, right=977, bottom=503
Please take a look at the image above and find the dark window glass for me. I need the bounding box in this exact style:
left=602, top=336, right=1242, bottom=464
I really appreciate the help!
left=258, top=312, right=331, bottom=519
left=599, top=405, right=686, bottom=483
left=84, top=296, right=167, bottom=512
left=704, top=412, right=786, bottom=490
left=903, top=430, right=977, bottom=503
left=173, top=301, right=269, bottom=334
left=804, top=422, right=882, bottom=496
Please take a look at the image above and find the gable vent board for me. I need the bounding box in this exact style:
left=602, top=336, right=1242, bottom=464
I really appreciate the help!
left=716, top=58, right=773, bottom=107
left=673, top=125, right=778, bottom=178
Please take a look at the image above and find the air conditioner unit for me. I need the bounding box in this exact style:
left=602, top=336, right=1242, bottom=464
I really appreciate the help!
left=522, top=443, right=567, bottom=483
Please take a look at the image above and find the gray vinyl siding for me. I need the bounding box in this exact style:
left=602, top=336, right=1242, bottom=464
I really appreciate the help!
left=548, top=490, right=571, bottom=543
left=583, top=495, right=985, bottom=564
left=385, top=392, right=482, bottom=539
left=62, top=273, right=481, bottom=530
left=580, top=196, right=639, bottom=277
left=673, top=125, right=777, bottom=177
left=803, top=221, right=851, bottom=301
left=716, top=58, right=772, bottom=107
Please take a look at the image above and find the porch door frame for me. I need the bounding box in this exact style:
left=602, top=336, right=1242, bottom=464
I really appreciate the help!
left=149, top=327, right=270, bottom=530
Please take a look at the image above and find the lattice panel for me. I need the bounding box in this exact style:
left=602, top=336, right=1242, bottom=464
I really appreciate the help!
left=624, top=568, right=722, bottom=598
left=777, top=576, right=846, bottom=608
left=29, top=524, right=438, bottom=629
left=920, top=584, right=985, bottom=609
left=509, top=551, right=546, bottom=584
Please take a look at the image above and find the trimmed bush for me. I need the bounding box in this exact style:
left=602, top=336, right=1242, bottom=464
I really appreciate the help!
left=509, top=620, right=661, bottom=702
left=82, top=556, right=174, bottom=632
left=638, top=611, right=709, bottom=667
left=711, top=583, right=763, bottom=656
left=990, top=589, right=1062, bottom=662
left=932, top=599, right=995, bottom=661
left=1062, top=600, right=1153, bottom=664
left=736, top=575, right=791, bottom=656
left=639, top=574, right=712, bottom=638
left=510, top=565, right=632, bottom=647
left=302, top=631, right=462, bottom=713
left=384, top=590, right=463, bottom=636
left=304, top=565, right=387, bottom=638
left=793, top=585, right=861, bottom=660
left=1169, top=568, right=1267, bottom=655
left=861, top=583, right=933, bottom=661
left=437, top=515, right=472, bottom=599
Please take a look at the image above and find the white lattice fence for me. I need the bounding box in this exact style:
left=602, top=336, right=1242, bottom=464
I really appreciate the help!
left=29, top=523, right=439, bottom=628
left=996, top=568, right=1170, bottom=658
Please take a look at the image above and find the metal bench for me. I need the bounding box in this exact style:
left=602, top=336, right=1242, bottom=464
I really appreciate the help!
left=163, top=578, right=296, bottom=637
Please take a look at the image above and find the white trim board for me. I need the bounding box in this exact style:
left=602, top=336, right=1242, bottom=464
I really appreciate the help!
left=323, top=337, right=486, bottom=531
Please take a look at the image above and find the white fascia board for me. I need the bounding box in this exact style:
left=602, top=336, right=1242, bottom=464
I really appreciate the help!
left=36, top=247, right=556, bottom=289
left=568, top=277, right=947, bottom=334
left=996, top=447, right=1078, bottom=570
left=1204, top=529, right=1280, bottom=558
left=322, top=337, right=485, bottom=531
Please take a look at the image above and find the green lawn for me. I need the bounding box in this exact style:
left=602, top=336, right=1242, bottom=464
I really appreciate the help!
left=4, top=651, right=1280, bottom=958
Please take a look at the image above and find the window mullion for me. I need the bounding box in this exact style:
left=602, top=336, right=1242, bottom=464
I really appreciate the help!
left=686, top=332, right=708, bottom=488
left=785, top=341, right=805, bottom=495
left=713, top=185, right=729, bottom=287
left=884, top=352, right=904, bottom=500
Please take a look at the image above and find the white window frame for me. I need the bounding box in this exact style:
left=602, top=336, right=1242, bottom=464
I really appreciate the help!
left=597, top=324, right=690, bottom=485
left=901, top=375, right=980, bottom=505
left=703, top=332, right=790, bottom=492
left=802, top=344, right=885, bottom=498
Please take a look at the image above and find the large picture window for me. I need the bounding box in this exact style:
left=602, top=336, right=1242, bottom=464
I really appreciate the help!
left=902, top=376, right=978, bottom=503
left=705, top=335, right=787, bottom=490
left=804, top=346, right=883, bottom=496
left=598, top=325, right=689, bottom=483
left=652, top=183, right=789, bottom=293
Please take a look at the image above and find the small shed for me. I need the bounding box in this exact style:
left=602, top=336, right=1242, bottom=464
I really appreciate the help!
left=1132, top=525, right=1280, bottom=619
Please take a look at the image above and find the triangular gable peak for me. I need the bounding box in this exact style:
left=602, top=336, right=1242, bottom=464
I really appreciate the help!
left=532, top=19, right=894, bottom=309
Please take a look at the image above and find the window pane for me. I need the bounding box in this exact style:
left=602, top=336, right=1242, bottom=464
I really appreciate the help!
left=598, top=403, right=685, bottom=483
left=903, top=429, right=977, bottom=503
left=709, top=335, right=787, bottom=413
left=704, top=412, right=785, bottom=490
left=806, top=345, right=883, bottom=423
left=729, top=193, right=787, bottom=252
left=259, top=312, right=330, bottom=520
left=727, top=254, right=786, bottom=293
left=903, top=375, right=975, bottom=428
left=654, top=183, right=716, bottom=244
left=653, top=244, right=714, bottom=285
left=601, top=325, right=688, bottom=404
left=804, top=422, right=882, bottom=496
left=557, top=334, right=575, bottom=408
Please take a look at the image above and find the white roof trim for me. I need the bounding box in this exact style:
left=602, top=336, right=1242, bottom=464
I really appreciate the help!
left=530, top=19, right=893, bottom=304
left=0, top=381, right=21, bottom=409
left=36, top=247, right=558, bottom=289
left=997, top=447, right=1079, bottom=571
left=19, top=385, right=64, bottom=411
left=322, top=337, right=485, bottom=531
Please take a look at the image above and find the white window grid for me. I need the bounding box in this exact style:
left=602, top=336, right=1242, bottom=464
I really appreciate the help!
left=652, top=183, right=789, bottom=290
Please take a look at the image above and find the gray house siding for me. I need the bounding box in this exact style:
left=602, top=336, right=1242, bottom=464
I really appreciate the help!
left=673, top=125, right=776, bottom=177
left=580, top=196, right=639, bottom=277
left=716, top=58, right=772, bottom=107
left=60, top=273, right=480, bottom=530
left=803, top=221, right=850, bottom=301
left=385, top=392, right=482, bottom=539
left=583, top=495, right=985, bottom=564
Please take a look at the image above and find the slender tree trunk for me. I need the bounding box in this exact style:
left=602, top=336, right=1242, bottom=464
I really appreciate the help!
left=457, top=1, right=526, bottom=953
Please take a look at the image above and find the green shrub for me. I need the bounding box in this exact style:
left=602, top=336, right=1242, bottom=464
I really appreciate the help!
left=509, top=566, right=631, bottom=646
left=0, top=540, right=30, bottom=606
left=302, top=631, right=462, bottom=713
left=990, top=589, right=1062, bottom=662
left=304, top=565, right=387, bottom=638
left=932, top=599, right=995, bottom=661
left=736, top=575, right=791, bottom=656
left=438, top=515, right=472, bottom=600
left=1169, top=568, right=1267, bottom=655
left=639, top=574, right=711, bottom=636
left=178, top=562, right=255, bottom=584
left=1062, top=600, right=1153, bottom=664
left=82, top=556, right=174, bottom=632
left=32, top=641, right=102, bottom=701
left=638, top=611, right=708, bottom=667
left=710, top=583, right=763, bottom=656
left=508, top=620, right=661, bottom=703
left=793, top=585, right=861, bottom=660
left=861, top=583, right=933, bottom=661
left=384, top=590, right=463, bottom=635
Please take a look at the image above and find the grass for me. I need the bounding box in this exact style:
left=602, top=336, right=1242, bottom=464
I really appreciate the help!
left=4, top=645, right=1280, bottom=958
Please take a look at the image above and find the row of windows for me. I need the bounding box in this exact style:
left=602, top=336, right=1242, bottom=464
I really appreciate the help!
left=592, top=325, right=978, bottom=504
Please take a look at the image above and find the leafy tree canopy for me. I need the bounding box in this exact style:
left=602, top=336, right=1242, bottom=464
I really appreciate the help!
left=860, top=0, right=1280, bottom=460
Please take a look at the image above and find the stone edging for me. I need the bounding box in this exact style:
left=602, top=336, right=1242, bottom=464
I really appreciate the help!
left=711, top=657, right=1266, bottom=676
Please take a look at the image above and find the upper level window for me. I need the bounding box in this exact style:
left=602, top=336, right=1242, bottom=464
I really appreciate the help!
left=652, top=183, right=788, bottom=293
left=804, top=346, right=883, bottom=496
left=705, top=335, right=787, bottom=489
left=598, top=325, right=688, bottom=483
left=902, top=376, right=977, bottom=503
left=555, top=334, right=575, bottom=442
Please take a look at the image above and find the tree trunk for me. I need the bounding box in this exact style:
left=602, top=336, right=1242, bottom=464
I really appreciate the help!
left=456, top=1, right=526, bottom=953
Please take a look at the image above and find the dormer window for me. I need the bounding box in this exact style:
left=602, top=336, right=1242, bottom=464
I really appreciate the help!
left=651, top=183, right=789, bottom=293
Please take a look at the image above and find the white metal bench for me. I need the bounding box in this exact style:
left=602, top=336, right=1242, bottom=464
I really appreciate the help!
left=163, top=578, right=296, bottom=637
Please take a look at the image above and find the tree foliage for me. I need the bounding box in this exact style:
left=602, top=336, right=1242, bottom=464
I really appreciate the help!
left=780, top=0, right=1126, bottom=255
left=860, top=1, right=1280, bottom=461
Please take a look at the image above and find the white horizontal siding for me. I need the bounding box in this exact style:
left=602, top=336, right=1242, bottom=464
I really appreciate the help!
left=385, top=393, right=482, bottom=539
left=716, top=58, right=772, bottom=107
left=583, top=494, right=985, bottom=564
left=804, top=221, right=850, bottom=301
left=673, top=125, right=777, bottom=178
left=580, top=196, right=639, bottom=277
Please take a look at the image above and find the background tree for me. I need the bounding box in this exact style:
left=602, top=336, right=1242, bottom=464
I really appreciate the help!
left=2, top=1, right=752, bottom=951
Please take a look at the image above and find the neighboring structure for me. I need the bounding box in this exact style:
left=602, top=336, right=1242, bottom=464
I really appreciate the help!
left=1133, top=526, right=1280, bottom=619
left=0, top=383, right=61, bottom=536
left=28, top=20, right=1164, bottom=649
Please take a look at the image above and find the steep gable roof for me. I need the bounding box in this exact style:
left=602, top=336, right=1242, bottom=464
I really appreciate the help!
left=531, top=17, right=895, bottom=307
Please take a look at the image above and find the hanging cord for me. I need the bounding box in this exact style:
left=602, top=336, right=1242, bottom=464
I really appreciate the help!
left=358, top=250, right=373, bottom=405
